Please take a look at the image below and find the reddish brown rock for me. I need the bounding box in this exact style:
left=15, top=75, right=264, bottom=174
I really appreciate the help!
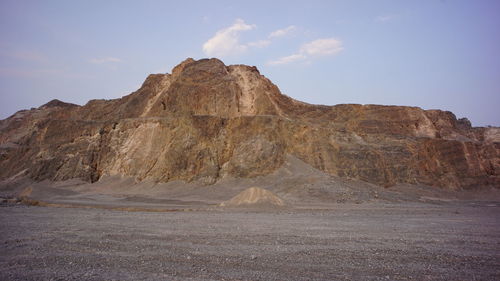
left=0, top=58, right=498, bottom=189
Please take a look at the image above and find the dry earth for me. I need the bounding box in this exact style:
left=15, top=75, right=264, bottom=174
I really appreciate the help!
left=1, top=200, right=499, bottom=281
left=1, top=157, right=499, bottom=280
left=219, top=187, right=285, bottom=207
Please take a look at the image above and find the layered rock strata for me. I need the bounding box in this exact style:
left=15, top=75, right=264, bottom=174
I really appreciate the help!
left=0, top=58, right=498, bottom=188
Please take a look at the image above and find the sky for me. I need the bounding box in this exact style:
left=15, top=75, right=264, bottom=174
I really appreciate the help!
left=0, top=0, right=499, bottom=126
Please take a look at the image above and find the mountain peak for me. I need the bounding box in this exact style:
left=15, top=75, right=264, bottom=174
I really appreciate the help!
left=39, top=99, right=78, bottom=109
left=141, top=58, right=286, bottom=118
left=171, top=57, right=196, bottom=76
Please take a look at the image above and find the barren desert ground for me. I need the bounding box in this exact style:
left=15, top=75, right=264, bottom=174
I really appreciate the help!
left=1, top=200, right=499, bottom=281
left=2, top=3, right=500, bottom=280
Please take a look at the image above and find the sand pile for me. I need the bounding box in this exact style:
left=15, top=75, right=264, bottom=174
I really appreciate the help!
left=19, top=187, right=33, bottom=198
left=219, top=187, right=285, bottom=207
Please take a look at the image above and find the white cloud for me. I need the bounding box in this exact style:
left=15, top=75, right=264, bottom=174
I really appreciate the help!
left=268, top=38, right=343, bottom=66
left=202, top=19, right=256, bottom=57
left=0, top=49, right=48, bottom=63
left=300, top=38, right=343, bottom=56
left=12, top=51, right=47, bottom=62
left=248, top=40, right=271, bottom=48
left=269, top=25, right=296, bottom=38
left=268, top=54, right=306, bottom=65
left=0, top=67, right=90, bottom=79
left=89, top=57, right=122, bottom=64
left=375, top=15, right=398, bottom=22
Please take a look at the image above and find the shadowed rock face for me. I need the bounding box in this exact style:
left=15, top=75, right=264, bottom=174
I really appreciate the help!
left=0, top=58, right=498, bottom=188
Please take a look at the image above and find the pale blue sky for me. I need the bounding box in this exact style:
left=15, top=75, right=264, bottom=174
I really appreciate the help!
left=1, top=0, right=499, bottom=126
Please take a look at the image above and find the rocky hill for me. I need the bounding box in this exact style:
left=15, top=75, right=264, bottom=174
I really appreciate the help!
left=0, top=58, right=498, bottom=189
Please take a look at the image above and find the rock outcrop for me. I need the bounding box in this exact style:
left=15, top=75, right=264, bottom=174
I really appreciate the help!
left=0, top=58, right=498, bottom=189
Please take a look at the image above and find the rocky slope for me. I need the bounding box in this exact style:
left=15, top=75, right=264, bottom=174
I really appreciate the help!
left=0, top=58, right=498, bottom=189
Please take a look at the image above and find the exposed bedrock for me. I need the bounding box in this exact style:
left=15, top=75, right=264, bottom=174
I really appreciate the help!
left=0, top=58, right=498, bottom=189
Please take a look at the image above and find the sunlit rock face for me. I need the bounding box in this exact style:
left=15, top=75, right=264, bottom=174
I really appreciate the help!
left=0, top=58, right=498, bottom=189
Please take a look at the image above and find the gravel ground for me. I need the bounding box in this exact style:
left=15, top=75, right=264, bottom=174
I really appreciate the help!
left=1, top=201, right=499, bottom=281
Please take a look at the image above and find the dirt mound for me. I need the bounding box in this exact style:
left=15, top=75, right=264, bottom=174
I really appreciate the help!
left=19, top=186, right=32, bottom=198
left=220, top=187, right=285, bottom=207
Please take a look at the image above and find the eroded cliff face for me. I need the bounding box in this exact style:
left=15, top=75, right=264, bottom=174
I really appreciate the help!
left=0, top=58, right=498, bottom=188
